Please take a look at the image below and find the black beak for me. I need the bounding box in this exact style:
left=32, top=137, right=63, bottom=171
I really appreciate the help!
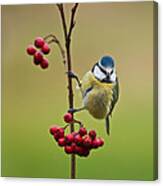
left=101, top=74, right=111, bottom=83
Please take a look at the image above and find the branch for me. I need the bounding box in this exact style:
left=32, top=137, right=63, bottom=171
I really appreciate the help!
left=44, top=34, right=66, bottom=64
left=56, top=4, right=68, bottom=41
left=68, top=3, right=79, bottom=40
left=56, top=3, right=79, bottom=179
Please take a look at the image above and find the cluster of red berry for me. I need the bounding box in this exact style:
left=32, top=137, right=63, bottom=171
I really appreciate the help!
left=49, top=113, right=104, bottom=157
left=26, top=37, right=50, bottom=69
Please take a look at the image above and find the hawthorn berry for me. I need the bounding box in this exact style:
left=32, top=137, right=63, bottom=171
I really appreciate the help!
left=74, top=134, right=83, bottom=145
left=34, top=37, right=45, bottom=48
left=34, top=51, right=43, bottom=65
left=77, top=146, right=90, bottom=157
left=40, top=58, right=49, bottom=69
left=89, top=130, right=96, bottom=139
left=65, top=134, right=74, bottom=144
left=92, top=138, right=102, bottom=148
left=58, top=138, right=66, bottom=147
left=98, top=137, right=104, bottom=147
left=74, top=146, right=83, bottom=155
left=71, top=143, right=77, bottom=153
left=82, top=148, right=90, bottom=157
left=64, top=145, right=73, bottom=154
left=41, top=43, right=50, bottom=54
left=26, top=45, right=36, bottom=55
left=64, top=113, right=73, bottom=123
left=49, top=126, right=59, bottom=135
left=79, top=127, right=87, bottom=136
left=53, top=133, right=60, bottom=141
left=57, top=128, right=64, bottom=138
left=83, top=136, right=92, bottom=148
left=71, top=131, right=78, bottom=137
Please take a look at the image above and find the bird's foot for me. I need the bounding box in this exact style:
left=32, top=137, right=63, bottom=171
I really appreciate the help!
left=68, top=108, right=78, bottom=114
left=68, top=107, right=85, bottom=114
left=66, top=71, right=77, bottom=79
left=66, top=71, right=82, bottom=88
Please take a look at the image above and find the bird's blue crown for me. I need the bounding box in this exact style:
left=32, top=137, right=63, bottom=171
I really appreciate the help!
left=99, top=56, right=115, bottom=69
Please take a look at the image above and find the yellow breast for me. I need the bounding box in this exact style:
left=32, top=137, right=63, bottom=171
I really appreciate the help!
left=81, top=71, right=114, bottom=119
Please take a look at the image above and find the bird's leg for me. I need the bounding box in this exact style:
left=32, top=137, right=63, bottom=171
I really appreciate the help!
left=66, top=71, right=84, bottom=114
left=68, top=107, right=85, bottom=114
left=66, top=71, right=81, bottom=88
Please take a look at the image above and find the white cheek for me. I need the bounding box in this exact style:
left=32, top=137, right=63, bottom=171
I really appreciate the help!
left=110, top=72, right=116, bottom=82
left=93, top=66, right=106, bottom=80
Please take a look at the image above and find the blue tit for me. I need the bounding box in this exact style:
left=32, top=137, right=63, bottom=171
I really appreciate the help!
left=67, top=55, right=119, bottom=135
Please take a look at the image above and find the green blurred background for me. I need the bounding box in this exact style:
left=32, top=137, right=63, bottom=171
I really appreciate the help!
left=1, top=2, right=156, bottom=180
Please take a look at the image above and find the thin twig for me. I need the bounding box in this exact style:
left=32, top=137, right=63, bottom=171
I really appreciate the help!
left=57, top=4, right=68, bottom=41
left=68, top=3, right=79, bottom=39
left=44, top=34, right=59, bottom=41
left=47, top=36, right=66, bottom=64
left=63, top=124, right=69, bottom=130
left=73, top=119, right=83, bottom=128
left=49, top=40, right=66, bottom=64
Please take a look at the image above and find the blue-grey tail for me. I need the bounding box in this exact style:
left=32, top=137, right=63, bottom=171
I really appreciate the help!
left=105, top=115, right=110, bottom=136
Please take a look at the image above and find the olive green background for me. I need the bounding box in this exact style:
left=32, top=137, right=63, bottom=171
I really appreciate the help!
left=1, top=2, right=157, bottom=180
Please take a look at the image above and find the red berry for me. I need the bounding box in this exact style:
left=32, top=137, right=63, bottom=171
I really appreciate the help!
left=49, top=126, right=59, bottom=135
left=71, top=143, right=77, bottom=153
left=41, top=43, right=50, bottom=54
left=74, top=134, right=83, bottom=145
left=58, top=128, right=64, bottom=138
left=64, top=146, right=73, bottom=154
left=71, top=131, right=78, bottom=137
left=26, top=45, right=36, bottom=55
left=79, top=127, right=87, bottom=136
left=98, top=137, right=104, bottom=147
left=34, top=37, right=45, bottom=48
left=77, top=146, right=90, bottom=157
left=75, top=146, right=84, bottom=155
left=51, top=127, right=64, bottom=141
left=40, top=58, right=49, bottom=69
left=54, top=133, right=60, bottom=141
left=65, top=134, right=74, bottom=144
left=82, top=148, right=90, bottom=157
left=34, top=51, right=43, bottom=65
left=89, top=130, right=96, bottom=139
left=92, top=138, right=102, bottom=148
left=58, top=138, right=66, bottom=146
left=83, top=136, right=92, bottom=148
left=64, top=113, right=73, bottom=123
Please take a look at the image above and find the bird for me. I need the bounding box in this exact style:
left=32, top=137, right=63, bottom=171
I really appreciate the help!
left=67, top=55, right=119, bottom=135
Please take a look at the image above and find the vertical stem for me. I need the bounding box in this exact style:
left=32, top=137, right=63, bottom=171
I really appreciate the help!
left=57, top=3, right=79, bottom=179
left=66, top=42, right=76, bottom=179
left=65, top=12, right=76, bottom=181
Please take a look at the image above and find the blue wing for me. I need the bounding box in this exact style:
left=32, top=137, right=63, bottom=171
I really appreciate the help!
left=105, top=78, right=119, bottom=135
left=109, top=77, right=119, bottom=116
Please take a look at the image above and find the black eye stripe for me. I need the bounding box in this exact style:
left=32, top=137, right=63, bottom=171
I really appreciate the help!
left=110, top=70, right=113, bottom=74
left=96, top=63, right=107, bottom=75
left=91, top=63, right=96, bottom=73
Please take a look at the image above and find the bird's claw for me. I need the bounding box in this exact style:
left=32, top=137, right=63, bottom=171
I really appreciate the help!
left=68, top=108, right=77, bottom=113
left=66, top=71, right=77, bottom=78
